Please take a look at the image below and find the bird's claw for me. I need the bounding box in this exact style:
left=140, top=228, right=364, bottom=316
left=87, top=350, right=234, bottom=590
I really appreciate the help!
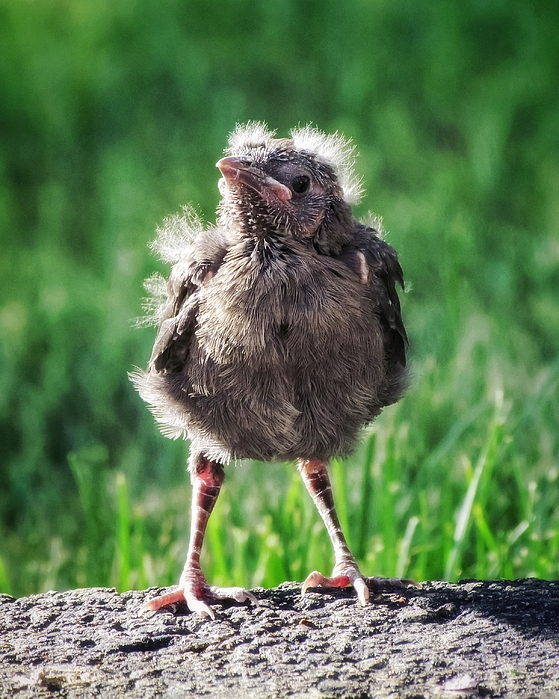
left=353, top=576, right=370, bottom=606
left=141, top=584, right=258, bottom=619
left=141, top=588, right=187, bottom=614
left=301, top=571, right=417, bottom=606
left=301, top=571, right=350, bottom=594
left=186, top=594, right=217, bottom=620
left=301, top=570, right=370, bottom=606
left=208, top=586, right=259, bottom=606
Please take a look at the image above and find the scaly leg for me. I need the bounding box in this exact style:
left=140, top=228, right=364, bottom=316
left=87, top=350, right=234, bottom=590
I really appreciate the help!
left=298, top=458, right=370, bottom=605
left=142, top=455, right=258, bottom=619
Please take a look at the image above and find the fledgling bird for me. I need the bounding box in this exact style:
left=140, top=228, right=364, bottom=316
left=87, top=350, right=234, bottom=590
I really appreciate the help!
left=132, top=122, right=408, bottom=618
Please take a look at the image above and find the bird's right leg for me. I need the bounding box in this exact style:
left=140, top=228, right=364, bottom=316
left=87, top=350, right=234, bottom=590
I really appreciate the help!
left=298, top=458, right=371, bottom=605
left=142, top=455, right=257, bottom=619
left=298, top=459, right=416, bottom=605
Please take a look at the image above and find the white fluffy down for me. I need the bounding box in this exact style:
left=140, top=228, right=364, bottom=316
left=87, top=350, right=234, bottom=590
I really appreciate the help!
left=290, top=125, right=363, bottom=204
left=150, top=205, right=204, bottom=263
left=226, top=121, right=363, bottom=204
left=225, top=121, right=277, bottom=152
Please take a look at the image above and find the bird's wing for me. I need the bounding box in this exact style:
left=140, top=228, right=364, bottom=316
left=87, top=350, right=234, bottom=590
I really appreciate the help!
left=149, top=230, right=229, bottom=374
left=341, top=225, right=408, bottom=369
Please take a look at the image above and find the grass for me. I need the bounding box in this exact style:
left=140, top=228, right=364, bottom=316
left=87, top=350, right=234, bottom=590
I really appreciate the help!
left=1, top=0, right=558, bottom=598
left=5, top=376, right=555, bottom=598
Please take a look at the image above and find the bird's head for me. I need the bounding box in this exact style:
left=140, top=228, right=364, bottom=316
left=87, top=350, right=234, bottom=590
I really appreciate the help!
left=216, top=123, right=363, bottom=253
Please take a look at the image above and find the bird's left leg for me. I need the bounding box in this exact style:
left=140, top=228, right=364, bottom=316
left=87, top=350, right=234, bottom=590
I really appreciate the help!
left=298, top=458, right=370, bottom=606
left=142, top=455, right=257, bottom=619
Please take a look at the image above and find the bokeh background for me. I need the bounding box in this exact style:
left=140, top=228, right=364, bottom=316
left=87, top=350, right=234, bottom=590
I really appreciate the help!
left=1, top=0, right=558, bottom=598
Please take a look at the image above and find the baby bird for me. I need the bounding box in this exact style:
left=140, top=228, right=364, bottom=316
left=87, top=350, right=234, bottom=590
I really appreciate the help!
left=132, top=123, right=407, bottom=618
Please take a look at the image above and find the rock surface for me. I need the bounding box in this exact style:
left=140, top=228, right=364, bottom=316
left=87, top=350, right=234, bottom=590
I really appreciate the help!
left=1, top=579, right=558, bottom=698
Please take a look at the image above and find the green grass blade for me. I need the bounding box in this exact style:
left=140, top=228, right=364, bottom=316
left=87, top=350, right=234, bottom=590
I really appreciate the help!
left=0, top=554, right=11, bottom=595
left=331, top=458, right=351, bottom=550
left=445, top=391, right=507, bottom=580
left=396, top=516, right=419, bottom=579
left=115, top=472, right=131, bottom=591
left=358, top=434, right=376, bottom=560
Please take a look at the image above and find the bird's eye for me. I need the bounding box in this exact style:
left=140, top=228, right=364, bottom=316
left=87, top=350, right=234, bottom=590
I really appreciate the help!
left=291, top=175, right=310, bottom=194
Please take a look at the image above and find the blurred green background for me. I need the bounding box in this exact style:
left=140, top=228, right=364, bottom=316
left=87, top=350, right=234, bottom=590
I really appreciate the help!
left=1, top=0, right=558, bottom=598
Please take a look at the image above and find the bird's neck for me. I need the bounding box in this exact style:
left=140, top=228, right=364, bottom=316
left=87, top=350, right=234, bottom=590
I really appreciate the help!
left=312, top=204, right=356, bottom=257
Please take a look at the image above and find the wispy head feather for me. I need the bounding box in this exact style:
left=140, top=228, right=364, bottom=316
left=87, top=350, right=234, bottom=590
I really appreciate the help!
left=225, top=121, right=277, bottom=154
left=225, top=122, right=363, bottom=204
left=290, top=125, right=363, bottom=204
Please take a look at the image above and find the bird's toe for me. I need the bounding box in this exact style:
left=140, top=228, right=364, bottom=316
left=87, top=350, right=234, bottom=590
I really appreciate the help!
left=301, top=570, right=351, bottom=596
left=353, top=576, right=370, bottom=606
left=301, top=566, right=370, bottom=605
left=141, top=586, right=216, bottom=619
left=141, top=583, right=258, bottom=619
left=185, top=594, right=216, bottom=620
left=141, top=588, right=188, bottom=614
left=208, top=586, right=259, bottom=606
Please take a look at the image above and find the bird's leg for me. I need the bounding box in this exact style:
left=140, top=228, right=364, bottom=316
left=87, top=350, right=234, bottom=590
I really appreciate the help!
left=142, top=455, right=257, bottom=619
left=298, top=458, right=370, bottom=606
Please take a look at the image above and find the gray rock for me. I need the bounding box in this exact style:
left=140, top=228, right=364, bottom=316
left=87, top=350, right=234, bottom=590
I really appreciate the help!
left=1, top=579, right=558, bottom=698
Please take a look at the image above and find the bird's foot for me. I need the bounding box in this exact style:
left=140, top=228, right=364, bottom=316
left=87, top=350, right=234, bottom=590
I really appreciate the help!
left=302, top=563, right=370, bottom=606
left=301, top=568, right=418, bottom=606
left=141, top=578, right=258, bottom=620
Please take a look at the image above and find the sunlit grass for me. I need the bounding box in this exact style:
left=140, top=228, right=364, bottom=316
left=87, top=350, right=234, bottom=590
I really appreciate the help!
left=4, top=365, right=558, bottom=598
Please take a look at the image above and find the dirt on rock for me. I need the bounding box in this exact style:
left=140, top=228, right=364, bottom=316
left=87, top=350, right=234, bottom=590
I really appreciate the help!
left=1, top=579, right=558, bottom=698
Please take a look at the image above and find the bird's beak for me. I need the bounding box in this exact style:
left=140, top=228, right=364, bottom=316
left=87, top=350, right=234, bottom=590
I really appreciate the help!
left=216, top=156, right=292, bottom=202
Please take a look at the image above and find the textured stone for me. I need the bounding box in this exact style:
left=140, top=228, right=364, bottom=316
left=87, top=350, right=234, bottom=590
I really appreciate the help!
left=1, top=579, right=558, bottom=698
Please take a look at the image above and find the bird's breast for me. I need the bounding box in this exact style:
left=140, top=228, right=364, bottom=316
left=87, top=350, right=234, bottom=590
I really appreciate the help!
left=196, top=242, right=370, bottom=365
left=180, top=241, right=387, bottom=462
